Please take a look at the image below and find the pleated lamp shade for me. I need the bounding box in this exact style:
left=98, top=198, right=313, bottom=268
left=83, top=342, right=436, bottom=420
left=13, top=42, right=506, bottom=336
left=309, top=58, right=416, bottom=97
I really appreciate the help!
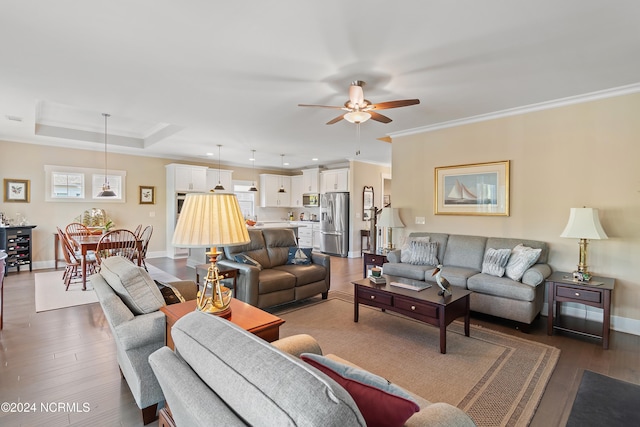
left=172, top=192, right=250, bottom=248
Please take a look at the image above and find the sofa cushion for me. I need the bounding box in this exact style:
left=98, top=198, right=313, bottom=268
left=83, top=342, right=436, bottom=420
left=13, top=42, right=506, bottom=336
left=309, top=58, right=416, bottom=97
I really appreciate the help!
left=486, top=237, right=549, bottom=264
left=171, top=311, right=366, bottom=427
left=263, top=228, right=298, bottom=267
left=286, top=246, right=313, bottom=265
left=274, top=264, right=326, bottom=286
left=257, top=268, right=297, bottom=294
left=383, top=262, right=431, bottom=281
left=224, top=229, right=271, bottom=268
left=442, top=235, right=487, bottom=270
left=481, top=248, right=512, bottom=277
left=99, top=256, right=165, bottom=315
left=431, top=266, right=479, bottom=288
left=408, top=241, right=439, bottom=266
left=400, top=236, right=430, bottom=263
left=301, top=353, right=420, bottom=427
left=467, top=274, right=538, bottom=302
left=505, top=244, right=542, bottom=281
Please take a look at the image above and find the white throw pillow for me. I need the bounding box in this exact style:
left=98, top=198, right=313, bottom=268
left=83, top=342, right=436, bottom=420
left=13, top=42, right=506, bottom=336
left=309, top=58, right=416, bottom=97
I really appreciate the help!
left=481, top=248, right=512, bottom=277
left=409, top=241, right=439, bottom=266
left=400, top=236, right=430, bottom=263
left=505, top=244, right=542, bottom=282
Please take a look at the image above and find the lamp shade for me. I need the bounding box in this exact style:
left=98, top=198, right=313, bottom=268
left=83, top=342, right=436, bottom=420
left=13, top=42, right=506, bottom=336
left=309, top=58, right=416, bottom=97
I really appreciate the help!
left=172, top=193, right=250, bottom=248
left=560, top=208, right=608, bottom=240
left=378, top=208, right=404, bottom=228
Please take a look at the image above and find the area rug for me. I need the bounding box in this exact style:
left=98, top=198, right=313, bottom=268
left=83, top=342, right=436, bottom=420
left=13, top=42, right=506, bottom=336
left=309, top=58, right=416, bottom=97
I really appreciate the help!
left=566, top=370, right=640, bottom=426
left=275, top=292, right=560, bottom=427
left=34, top=264, right=179, bottom=312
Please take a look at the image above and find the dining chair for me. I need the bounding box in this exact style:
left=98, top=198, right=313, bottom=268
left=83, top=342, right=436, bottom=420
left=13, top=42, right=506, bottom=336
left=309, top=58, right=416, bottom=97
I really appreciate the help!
left=95, top=229, right=139, bottom=265
left=57, top=227, right=97, bottom=290
left=65, top=222, right=92, bottom=251
left=136, top=225, right=153, bottom=271
left=133, top=224, right=143, bottom=239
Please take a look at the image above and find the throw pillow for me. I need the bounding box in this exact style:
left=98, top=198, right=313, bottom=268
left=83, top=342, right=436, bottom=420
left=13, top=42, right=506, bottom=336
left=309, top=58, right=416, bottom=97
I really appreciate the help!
left=286, top=246, right=313, bottom=265
left=481, top=248, right=512, bottom=277
left=505, top=244, right=542, bottom=281
left=234, top=254, right=263, bottom=270
left=154, top=280, right=186, bottom=305
left=400, top=236, right=430, bottom=263
left=409, top=241, right=439, bottom=266
left=300, top=353, right=420, bottom=427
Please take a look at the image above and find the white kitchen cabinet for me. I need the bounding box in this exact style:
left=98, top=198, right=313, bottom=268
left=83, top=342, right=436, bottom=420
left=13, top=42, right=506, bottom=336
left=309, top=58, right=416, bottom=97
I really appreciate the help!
left=206, top=168, right=233, bottom=193
left=320, top=168, right=349, bottom=193
left=290, top=175, right=303, bottom=207
left=297, top=224, right=313, bottom=248
left=259, top=174, right=291, bottom=207
left=302, top=168, right=320, bottom=193
left=168, top=164, right=207, bottom=192
left=312, top=223, right=321, bottom=250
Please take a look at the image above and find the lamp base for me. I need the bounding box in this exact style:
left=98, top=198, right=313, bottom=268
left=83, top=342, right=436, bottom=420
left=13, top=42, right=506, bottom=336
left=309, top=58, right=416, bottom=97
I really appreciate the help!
left=197, top=302, right=232, bottom=318
left=196, top=250, right=233, bottom=318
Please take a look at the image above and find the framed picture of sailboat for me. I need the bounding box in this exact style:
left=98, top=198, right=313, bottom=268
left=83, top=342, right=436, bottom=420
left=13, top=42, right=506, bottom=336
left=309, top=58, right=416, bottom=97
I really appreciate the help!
left=434, top=160, right=510, bottom=216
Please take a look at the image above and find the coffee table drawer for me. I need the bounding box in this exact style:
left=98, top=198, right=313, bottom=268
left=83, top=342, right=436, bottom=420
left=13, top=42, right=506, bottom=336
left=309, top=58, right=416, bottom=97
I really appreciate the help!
left=394, top=296, right=438, bottom=318
left=358, top=287, right=393, bottom=306
left=557, top=286, right=601, bottom=303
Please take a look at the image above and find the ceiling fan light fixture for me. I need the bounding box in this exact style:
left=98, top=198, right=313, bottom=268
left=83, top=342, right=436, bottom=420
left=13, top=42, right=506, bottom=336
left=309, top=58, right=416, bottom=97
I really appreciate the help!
left=344, top=111, right=371, bottom=124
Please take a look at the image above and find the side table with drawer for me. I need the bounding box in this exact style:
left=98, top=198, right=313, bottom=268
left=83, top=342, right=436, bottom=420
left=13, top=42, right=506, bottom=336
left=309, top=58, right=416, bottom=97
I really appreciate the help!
left=362, top=251, right=387, bottom=278
left=546, top=271, right=615, bottom=349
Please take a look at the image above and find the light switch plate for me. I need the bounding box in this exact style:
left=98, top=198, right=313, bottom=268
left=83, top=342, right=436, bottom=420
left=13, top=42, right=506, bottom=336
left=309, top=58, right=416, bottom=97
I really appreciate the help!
left=415, top=216, right=425, bottom=224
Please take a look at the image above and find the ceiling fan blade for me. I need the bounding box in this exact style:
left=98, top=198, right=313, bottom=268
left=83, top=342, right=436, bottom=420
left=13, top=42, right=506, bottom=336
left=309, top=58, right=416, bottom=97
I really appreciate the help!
left=371, top=99, right=420, bottom=110
left=377, top=136, right=392, bottom=143
left=369, top=111, right=392, bottom=124
left=326, top=114, right=345, bottom=125
left=298, top=104, right=345, bottom=109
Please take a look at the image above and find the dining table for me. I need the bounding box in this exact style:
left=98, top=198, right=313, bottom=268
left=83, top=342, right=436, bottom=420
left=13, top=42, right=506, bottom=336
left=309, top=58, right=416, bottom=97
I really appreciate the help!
left=76, top=235, right=142, bottom=291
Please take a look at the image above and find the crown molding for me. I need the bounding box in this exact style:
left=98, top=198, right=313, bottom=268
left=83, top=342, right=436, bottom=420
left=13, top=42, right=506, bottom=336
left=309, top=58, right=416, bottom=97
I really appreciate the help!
left=389, top=83, right=640, bottom=138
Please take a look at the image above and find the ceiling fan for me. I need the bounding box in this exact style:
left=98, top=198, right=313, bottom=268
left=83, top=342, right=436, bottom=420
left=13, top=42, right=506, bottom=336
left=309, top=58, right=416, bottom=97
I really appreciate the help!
left=298, top=80, right=420, bottom=125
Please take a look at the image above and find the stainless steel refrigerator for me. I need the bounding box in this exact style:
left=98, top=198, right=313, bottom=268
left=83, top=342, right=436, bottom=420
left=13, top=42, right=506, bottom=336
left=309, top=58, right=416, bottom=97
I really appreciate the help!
left=320, top=192, right=349, bottom=257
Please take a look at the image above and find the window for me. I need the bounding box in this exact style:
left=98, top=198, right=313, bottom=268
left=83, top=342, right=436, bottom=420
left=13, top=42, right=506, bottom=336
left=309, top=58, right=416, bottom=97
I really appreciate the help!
left=92, top=174, right=123, bottom=200
left=51, top=172, right=84, bottom=198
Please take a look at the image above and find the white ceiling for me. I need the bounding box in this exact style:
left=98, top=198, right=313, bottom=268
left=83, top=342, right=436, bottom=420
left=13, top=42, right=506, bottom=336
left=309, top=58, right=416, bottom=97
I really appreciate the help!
left=1, top=1, right=640, bottom=171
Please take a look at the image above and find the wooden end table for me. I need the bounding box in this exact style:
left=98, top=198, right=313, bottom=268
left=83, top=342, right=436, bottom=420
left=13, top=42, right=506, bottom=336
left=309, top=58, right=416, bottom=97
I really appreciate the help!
left=352, top=275, right=471, bottom=354
left=362, top=251, right=387, bottom=278
left=546, top=271, right=615, bottom=349
left=160, top=298, right=285, bottom=349
left=195, top=264, right=239, bottom=296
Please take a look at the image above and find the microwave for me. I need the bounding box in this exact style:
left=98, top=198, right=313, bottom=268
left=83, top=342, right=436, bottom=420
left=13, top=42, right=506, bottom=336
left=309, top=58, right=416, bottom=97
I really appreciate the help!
left=303, top=194, right=319, bottom=207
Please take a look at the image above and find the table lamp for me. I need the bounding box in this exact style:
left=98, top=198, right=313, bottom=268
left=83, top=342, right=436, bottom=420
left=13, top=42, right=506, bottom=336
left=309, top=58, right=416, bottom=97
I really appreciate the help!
left=378, top=208, right=404, bottom=252
left=560, top=207, right=608, bottom=277
left=172, top=192, right=250, bottom=317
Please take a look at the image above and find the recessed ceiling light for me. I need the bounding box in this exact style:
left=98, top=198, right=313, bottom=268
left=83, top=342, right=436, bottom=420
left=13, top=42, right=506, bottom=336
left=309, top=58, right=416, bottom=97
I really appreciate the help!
left=312, top=158, right=318, bottom=161
left=284, top=162, right=290, bottom=166
left=205, top=152, right=214, bottom=156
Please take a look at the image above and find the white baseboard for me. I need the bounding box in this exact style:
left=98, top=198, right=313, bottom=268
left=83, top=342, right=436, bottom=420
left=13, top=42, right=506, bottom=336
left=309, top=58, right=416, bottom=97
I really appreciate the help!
left=542, top=302, right=639, bottom=336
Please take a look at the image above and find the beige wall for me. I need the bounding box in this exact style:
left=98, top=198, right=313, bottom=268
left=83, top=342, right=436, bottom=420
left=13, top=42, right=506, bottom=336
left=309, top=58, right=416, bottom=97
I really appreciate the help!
left=350, top=160, right=391, bottom=255
left=0, top=141, right=257, bottom=264
left=392, top=92, right=640, bottom=322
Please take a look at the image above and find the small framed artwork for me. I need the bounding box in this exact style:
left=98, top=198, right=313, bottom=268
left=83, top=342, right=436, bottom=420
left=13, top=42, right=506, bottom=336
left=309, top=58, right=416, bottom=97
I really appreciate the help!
left=435, top=160, right=510, bottom=216
left=383, top=195, right=391, bottom=207
left=3, top=179, right=30, bottom=203
left=139, top=186, right=155, bottom=205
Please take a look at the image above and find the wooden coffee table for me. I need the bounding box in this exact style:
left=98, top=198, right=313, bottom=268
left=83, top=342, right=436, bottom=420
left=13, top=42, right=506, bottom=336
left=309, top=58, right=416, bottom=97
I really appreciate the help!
left=352, top=275, right=471, bottom=354
left=160, top=298, right=285, bottom=349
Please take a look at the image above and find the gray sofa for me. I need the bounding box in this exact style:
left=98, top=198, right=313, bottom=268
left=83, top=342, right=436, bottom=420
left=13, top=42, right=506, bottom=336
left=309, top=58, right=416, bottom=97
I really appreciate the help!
left=149, top=310, right=476, bottom=427
left=91, top=256, right=197, bottom=424
left=383, top=233, right=552, bottom=328
left=217, top=228, right=330, bottom=308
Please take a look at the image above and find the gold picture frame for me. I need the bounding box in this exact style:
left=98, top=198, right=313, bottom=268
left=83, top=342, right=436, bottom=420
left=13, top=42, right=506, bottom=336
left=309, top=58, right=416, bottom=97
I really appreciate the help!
left=3, top=179, right=30, bottom=203
left=139, top=186, right=155, bottom=205
left=435, top=160, right=510, bottom=216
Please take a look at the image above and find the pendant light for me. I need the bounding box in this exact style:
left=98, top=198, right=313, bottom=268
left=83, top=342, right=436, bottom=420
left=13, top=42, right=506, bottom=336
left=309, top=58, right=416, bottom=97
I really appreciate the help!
left=278, top=154, right=286, bottom=193
left=248, top=150, right=258, bottom=192
left=97, top=113, right=116, bottom=197
left=214, top=144, right=225, bottom=191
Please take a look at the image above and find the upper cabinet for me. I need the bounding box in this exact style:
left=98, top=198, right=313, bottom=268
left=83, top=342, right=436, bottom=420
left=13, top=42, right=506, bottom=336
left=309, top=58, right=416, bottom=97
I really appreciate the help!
left=290, top=175, right=303, bottom=207
left=301, top=168, right=320, bottom=193
left=259, top=174, right=291, bottom=207
left=167, top=164, right=208, bottom=192
left=206, top=168, right=233, bottom=193
left=320, top=168, right=349, bottom=193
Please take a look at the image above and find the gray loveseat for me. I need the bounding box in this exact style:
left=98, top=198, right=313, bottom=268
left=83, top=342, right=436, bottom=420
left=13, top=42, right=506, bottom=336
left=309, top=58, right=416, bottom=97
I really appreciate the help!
left=383, top=233, right=552, bottom=328
left=217, top=228, right=330, bottom=308
left=91, top=256, right=197, bottom=424
left=149, top=310, right=476, bottom=427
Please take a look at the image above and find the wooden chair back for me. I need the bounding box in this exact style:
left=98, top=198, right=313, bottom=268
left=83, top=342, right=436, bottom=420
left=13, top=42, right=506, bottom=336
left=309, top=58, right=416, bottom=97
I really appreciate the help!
left=95, top=229, right=139, bottom=264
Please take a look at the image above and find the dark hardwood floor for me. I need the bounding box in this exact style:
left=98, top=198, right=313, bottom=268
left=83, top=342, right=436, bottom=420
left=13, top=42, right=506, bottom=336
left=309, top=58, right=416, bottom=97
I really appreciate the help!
left=1, top=257, right=638, bottom=426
